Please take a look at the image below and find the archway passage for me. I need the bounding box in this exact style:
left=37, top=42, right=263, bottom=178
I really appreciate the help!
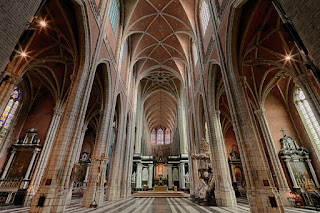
left=129, top=0, right=192, bottom=197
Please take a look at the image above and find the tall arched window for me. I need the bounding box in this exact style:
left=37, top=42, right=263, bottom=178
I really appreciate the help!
left=200, top=0, right=210, bottom=34
left=157, top=128, right=164, bottom=145
left=295, top=88, right=320, bottom=151
left=0, top=87, right=21, bottom=145
left=192, top=42, right=198, bottom=65
left=165, top=129, right=170, bottom=144
left=151, top=129, right=156, bottom=143
left=109, top=0, right=120, bottom=32
left=122, top=40, right=128, bottom=64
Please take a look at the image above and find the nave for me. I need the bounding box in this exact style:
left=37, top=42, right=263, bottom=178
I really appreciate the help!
left=0, top=198, right=317, bottom=213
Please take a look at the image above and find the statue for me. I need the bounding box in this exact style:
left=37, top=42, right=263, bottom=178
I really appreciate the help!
left=230, top=147, right=240, bottom=160
left=131, top=172, right=136, bottom=183
left=184, top=172, right=190, bottom=183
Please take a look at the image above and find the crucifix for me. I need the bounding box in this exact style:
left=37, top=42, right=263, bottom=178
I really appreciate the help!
left=280, top=128, right=286, bottom=136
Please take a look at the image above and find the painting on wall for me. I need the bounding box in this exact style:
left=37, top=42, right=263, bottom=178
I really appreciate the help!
left=234, top=167, right=243, bottom=182
left=289, top=161, right=315, bottom=189
left=7, top=151, right=33, bottom=178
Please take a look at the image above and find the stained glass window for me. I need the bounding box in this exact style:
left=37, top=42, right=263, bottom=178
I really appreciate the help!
left=165, top=129, right=170, bottom=144
left=122, top=40, right=128, bottom=64
left=193, top=42, right=198, bottom=65
left=295, top=88, right=320, bottom=151
left=0, top=87, right=20, bottom=145
left=200, top=0, right=210, bottom=34
left=109, top=0, right=120, bottom=32
left=157, top=128, right=164, bottom=145
left=151, top=129, right=156, bottom=143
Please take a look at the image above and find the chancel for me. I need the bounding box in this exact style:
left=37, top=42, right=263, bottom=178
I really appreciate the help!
left=0, top=0, right=320, bottom=213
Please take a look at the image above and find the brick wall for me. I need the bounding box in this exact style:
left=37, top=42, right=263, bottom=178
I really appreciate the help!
left=277, top=0, right=320, bottom=68
left=0, top=0, right=42, bottom=74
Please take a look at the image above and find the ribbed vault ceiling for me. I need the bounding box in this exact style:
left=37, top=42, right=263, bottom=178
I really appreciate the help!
left=124, top=0, right=194, bottom=133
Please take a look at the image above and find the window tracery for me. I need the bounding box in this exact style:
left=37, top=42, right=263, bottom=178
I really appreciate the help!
left=151, top=129, right=156, bottom=143
left=200, top=0, right=210, bottom=34
left=157, top=128, right=164, bottom=145
left=295, top=88, right=320, bottom=151
left=165, top=129, right=170, bottom=144
left=193, top=42, right=198, bottom=65
left=0, top=87, right=21, bottom=145
left=122, top=40, right=128, bottom=64
left=109, top=0, right=120, bottom=32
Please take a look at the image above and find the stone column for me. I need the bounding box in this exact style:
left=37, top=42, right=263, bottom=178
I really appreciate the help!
left=125, top=123, right=135, bottom=197
left=179, top=163, right=185, bottom=189
left=207, top=0, right=286, bottom=210
left=254, top=108, right=291, bottom=206
left=230, top=164, right=236, bottom=183
left=168, top=164, right=173, bottom=189
left=284, top=159, right=298, bottom=189
left=1, top=150, right=16, bottom=179
left=207, top=110, right=236, bottom=207
left=24, top=149, right=40, bottom=180
left=83, top=163, right=91, bottom=185
left=0, top=79, right=15, bottom=114
left=136, top=163, right=142, bottom=189
left=106, top=114, right=126, bottom=201
left=24, top=106, right=64, bottom=206
left=306, top=159, right=320, bottom=188
left=29, top=1, right=110, bottom=211
left=82, top=107, right=111, bottom=207
left=148, top=164, right=153, bottom=189
left=22, top=149, right=40, bottom=189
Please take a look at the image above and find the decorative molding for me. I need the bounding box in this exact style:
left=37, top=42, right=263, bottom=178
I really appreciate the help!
left=104, top=37, right=117, bottom=71
left=204, top=37, right=214, bottom=65
left=88, top=0, right=100, bottom=21
left=215, top=0, right=228, bottom=20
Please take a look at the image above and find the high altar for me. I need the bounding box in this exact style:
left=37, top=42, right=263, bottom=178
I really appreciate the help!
left=154, top=163, right=168, bottom=191
left=132, top=154, right=189, bottom=191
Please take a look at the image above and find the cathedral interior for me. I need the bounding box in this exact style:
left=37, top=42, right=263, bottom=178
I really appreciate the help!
left=0, top=0, right=320, bottom=212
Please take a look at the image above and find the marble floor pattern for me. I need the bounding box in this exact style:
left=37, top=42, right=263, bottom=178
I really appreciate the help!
left=0, top=198, right=318, bottom=213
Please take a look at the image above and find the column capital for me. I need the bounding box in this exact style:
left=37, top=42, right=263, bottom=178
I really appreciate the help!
left=239, top=76, right=247, bottom=87
left=33, top=148, right=41, bottom=154
left=213, top=110, right=221, bottom=117
left=254, top=108, right=265, bottom=118
left=82, top=125, right=88, bottom=133
left=2, top=72, right=22, bottom=85
left=54, top=106, right=64, bottom=116
left=293, top=73, right=313, bottom=86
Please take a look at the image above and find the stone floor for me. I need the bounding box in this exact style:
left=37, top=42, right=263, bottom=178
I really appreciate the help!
left=0, top=198, right=318, bottom=213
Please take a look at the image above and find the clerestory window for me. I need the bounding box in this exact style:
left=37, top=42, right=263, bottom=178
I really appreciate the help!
left=295, top=88, right=320, bottom=151
left=0, top=87, right=21, bottom=145
left=109, top=0, right=120, bottom=32
left=200, top=0, right=210, bottom=35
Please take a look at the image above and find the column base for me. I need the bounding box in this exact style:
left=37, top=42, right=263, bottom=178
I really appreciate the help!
left=278, top=187, right=291, bottom=207
left=106, top=187, right=120, bottom=201
left=29, top=186, right=69, bottom=213
left=247, top=188, right=285, bottom=213
left=214, top=188, right=237, bottom=207
left=82, top=185, right=104, bottom=208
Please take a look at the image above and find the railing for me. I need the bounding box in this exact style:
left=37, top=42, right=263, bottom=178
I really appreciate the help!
left=0, top=178, right=31, bottom=189
left=72, top=182, right=87, bottom=198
